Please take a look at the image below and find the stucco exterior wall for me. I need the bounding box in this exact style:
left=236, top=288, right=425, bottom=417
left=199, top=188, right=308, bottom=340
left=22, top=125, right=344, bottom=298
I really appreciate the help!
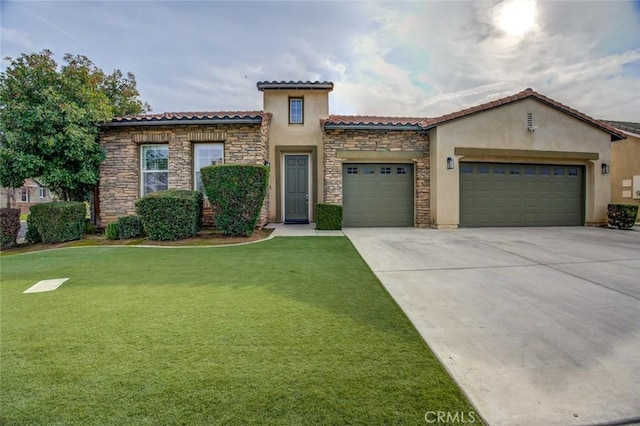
left=323, top=129, right=430, bottom=226
left=610, top=132, right=640, bottom=205
left=431, top=98, right=612, bottom=228
left=262, top=90, right=329, bottom=222
left=98, top=123, right=267, bottom=225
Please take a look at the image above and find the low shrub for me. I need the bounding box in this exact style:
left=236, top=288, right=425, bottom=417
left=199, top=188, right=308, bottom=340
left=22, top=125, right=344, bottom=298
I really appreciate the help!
left=118, top=215, right=145, bottom=239
left=136, top=190, right=203, bottom=241
left=200, top=164, right=268, bottom=237
left=607, top=204, right=638, bottom=230
left=315, top=204, right=343, bottom=230
left=83, top=220, right=98, bottom=235
left=105, top=222, right=120, bottom=240
left=26, top=214, right=41, bottom=244
left=0, top=208, right=21, bottom=250
left=28, top=202, right=86, bottom=243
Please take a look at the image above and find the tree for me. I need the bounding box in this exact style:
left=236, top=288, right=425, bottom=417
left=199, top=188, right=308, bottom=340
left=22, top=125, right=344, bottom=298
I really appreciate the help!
left=0, top=50, right=150, bottom=203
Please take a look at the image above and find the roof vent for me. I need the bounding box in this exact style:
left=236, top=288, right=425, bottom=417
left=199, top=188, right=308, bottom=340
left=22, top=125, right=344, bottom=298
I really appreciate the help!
left=527, top=112, right=537, bottom=132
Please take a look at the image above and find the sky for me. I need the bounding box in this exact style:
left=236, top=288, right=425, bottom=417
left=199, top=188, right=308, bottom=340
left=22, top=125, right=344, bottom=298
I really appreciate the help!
left=1, top=0, right=639, bottom=121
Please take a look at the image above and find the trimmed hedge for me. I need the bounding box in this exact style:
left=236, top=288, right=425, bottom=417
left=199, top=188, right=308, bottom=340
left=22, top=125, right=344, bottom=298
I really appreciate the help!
left=106, top=215, right=145, bottom=240
left=136, top=190, right=203, bottom=240
left=201, top=164, right=268, bottom=237
left=1, top=208, right=21, bottom=250
left=118, top=215, right=145, bottom=239
left=27, top=202, right=86, bottom=243
left=607, top=204, right=638, bottom=230
left=315, top=204, right=343, bottom=230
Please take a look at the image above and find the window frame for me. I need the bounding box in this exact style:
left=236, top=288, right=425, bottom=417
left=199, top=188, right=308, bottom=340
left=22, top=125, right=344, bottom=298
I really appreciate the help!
left=39, top=187, right=46, bottom=199
left=193, top=143, right=225, bottom=193
left=21, top=188, right=30, bottom=203
left=289, top=97, right=304, bottom=124
left=140, top=144, right=169, bottom=196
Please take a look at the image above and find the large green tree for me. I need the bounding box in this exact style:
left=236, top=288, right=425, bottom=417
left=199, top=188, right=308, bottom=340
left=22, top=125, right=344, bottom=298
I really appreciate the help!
left=0, top=50, right=150, bottom=202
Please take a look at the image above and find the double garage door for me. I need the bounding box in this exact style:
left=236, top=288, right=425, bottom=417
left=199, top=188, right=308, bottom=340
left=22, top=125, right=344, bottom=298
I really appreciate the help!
left=342, top=163, right=414, bottom=227
left=460, top=162, right=584, bottom=227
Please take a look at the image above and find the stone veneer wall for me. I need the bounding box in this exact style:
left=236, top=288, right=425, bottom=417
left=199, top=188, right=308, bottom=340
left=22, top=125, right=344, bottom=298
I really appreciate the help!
left=323, top=129, right=430, bottom=226
left=99, top=123, right=269, bottom=226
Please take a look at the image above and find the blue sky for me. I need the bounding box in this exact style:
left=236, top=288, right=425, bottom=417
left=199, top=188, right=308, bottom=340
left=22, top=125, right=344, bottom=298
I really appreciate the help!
left=2, top=0, right=639, bottom=120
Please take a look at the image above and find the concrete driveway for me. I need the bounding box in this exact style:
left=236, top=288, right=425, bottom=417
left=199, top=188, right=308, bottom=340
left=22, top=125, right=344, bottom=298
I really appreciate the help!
left=344, top=227, right=640, bottom=426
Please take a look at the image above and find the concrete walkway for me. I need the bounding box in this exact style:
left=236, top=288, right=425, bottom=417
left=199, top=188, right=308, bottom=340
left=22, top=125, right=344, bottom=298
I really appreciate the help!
left=344, top=227, right=640, bottom=426
left=267, top=223, right=344, bottom=237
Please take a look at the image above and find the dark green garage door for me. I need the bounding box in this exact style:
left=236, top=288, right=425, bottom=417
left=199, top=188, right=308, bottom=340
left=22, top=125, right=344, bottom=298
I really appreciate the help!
left=343, top=164, right=414, bottom=227
left=460, top=163, right=584, bottom=227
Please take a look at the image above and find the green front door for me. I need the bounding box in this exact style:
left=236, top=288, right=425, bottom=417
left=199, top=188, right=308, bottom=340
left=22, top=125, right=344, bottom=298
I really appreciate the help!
left=460, top=162, right=584, bottom=227
left=342, top=163, right=414, bottom=227
left=284, top=155, right=309, bottom=223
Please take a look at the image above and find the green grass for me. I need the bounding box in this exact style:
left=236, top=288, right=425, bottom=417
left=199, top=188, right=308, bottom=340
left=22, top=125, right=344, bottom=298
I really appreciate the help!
left=0, top=237, right=480, bottom=425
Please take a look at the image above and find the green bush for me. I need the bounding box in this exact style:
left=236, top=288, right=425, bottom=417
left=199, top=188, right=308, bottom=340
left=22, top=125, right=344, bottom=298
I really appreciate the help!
left=136, top=190, right=203, bottom=240
left=118, top=215, right=145, bottom=239
left=0, top=208, right=21, bottom=250
left=105, top=222, right=120, bottom=240
left=315, top=204, right=343, bottom=230
left=607, top=204, right=638, bottom=230
left=200, top=164, right=268, bottom=237
left=83, top=219, right=98, bottom=235
left=28, top=202, right=86, bottom=243
left=26, top=214, right=41, bottom=244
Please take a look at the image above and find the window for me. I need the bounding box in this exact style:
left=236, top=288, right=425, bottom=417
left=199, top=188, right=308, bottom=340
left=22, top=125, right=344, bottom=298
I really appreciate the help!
left=461, top=164, right=473, bottom=174
left=39, top=188, right=46, bottom=199
left=524, top=166, right=535, bottom=176
left=21, top=188, right=30, bottom=202
left=509, top=166, right=521, bottom=175
left=346, top=166, right=358, bottom=174
left=380, top=167, right=391, bottom=174
left=363, top=166, right=375, bottom=175
left=289, top=98, right=303, bottom=124
left=554, top=167, right=564, bottom=176
left=539, top=167, right=551, bottom=176
left=194, top=144, right=224, bottom=193
left=141, top=145, right=168, bottom=196
left=568, top=168, right=578, bottom=176
left=477, top=164, right=490, bottom=174
left=397, top=167, right=408, bottom=175
left=493, top=165, right=505, bottom=175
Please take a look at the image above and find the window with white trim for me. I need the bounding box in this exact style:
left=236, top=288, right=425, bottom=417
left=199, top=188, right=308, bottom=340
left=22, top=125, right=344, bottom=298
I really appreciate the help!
left=39, top=188, right=47, bottom=199
left=141, top=145, right=169, bottom=196
left=194, top=143, right=224, bottom=193
left=21, top=188, right=30, bottom=202
left=289, top=98, right=303, bottom=124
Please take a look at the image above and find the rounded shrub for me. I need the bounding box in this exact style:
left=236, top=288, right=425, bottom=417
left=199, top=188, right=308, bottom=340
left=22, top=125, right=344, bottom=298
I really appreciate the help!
left=117, top=215, right=145, bottom=239
left=200, top=164, right=269, bottom=237
left=136, top=190, right=203, bottom=240
left=105, top=222, right=120, bottom=240
left=607, top=204, right=638, bottom=230
left=28, top=202, right=86, bottom=243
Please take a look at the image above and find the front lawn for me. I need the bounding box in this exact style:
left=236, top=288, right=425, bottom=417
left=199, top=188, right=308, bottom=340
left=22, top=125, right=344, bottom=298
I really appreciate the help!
left=1, top=237, right=480, bottom=425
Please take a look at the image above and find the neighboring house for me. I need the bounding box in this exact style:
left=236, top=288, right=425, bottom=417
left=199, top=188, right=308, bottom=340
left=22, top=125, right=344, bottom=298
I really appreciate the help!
left=0, top=178, right=55, bottom=214
left=601, top=121, right=640, bottom=206
left=98, top=82, right=624, bottom=228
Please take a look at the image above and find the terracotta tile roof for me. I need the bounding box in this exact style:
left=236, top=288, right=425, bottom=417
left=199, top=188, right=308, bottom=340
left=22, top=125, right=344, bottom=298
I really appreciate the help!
left=257, top=81, right=334, bottom=91
left=600, top=120, right=640, bottom=136
left=322, top=115, right=425, bottom=128
left=321, top=89, right=624, bottom=140
left=423, top=88, right=625, bottom=140
left=104, top=111, right=267, bottom=126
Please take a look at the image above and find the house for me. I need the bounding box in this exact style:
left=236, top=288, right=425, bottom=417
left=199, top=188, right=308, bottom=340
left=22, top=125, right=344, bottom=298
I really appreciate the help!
left=601, top=121, right=640, bottom=206
left=0, top=178, right=55, bottom=213
left=98, top=82, right=624, bottom=228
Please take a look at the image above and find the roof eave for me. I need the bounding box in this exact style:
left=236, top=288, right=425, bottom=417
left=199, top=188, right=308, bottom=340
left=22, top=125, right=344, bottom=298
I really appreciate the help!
left=323, top=123, right=424, bottom=131
left=100, top=117, right=263, bottom=128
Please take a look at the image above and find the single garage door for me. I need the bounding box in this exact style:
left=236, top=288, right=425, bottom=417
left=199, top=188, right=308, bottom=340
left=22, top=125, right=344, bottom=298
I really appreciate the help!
left=460, top=162, right=584, bottom=227
left=343, top=163, right=414, bottom=227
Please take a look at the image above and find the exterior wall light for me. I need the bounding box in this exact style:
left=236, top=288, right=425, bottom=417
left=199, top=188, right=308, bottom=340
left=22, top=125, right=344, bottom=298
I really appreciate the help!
left=601, top=163, right=609, bottom=174
left=447, top=157, right=454, bottom=170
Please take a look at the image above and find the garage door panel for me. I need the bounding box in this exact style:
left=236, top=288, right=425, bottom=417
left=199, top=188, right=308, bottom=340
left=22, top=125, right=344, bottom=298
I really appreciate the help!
left=343, top=163, right=414, bottom=227
left=460, top=163, right=584, bottom=227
